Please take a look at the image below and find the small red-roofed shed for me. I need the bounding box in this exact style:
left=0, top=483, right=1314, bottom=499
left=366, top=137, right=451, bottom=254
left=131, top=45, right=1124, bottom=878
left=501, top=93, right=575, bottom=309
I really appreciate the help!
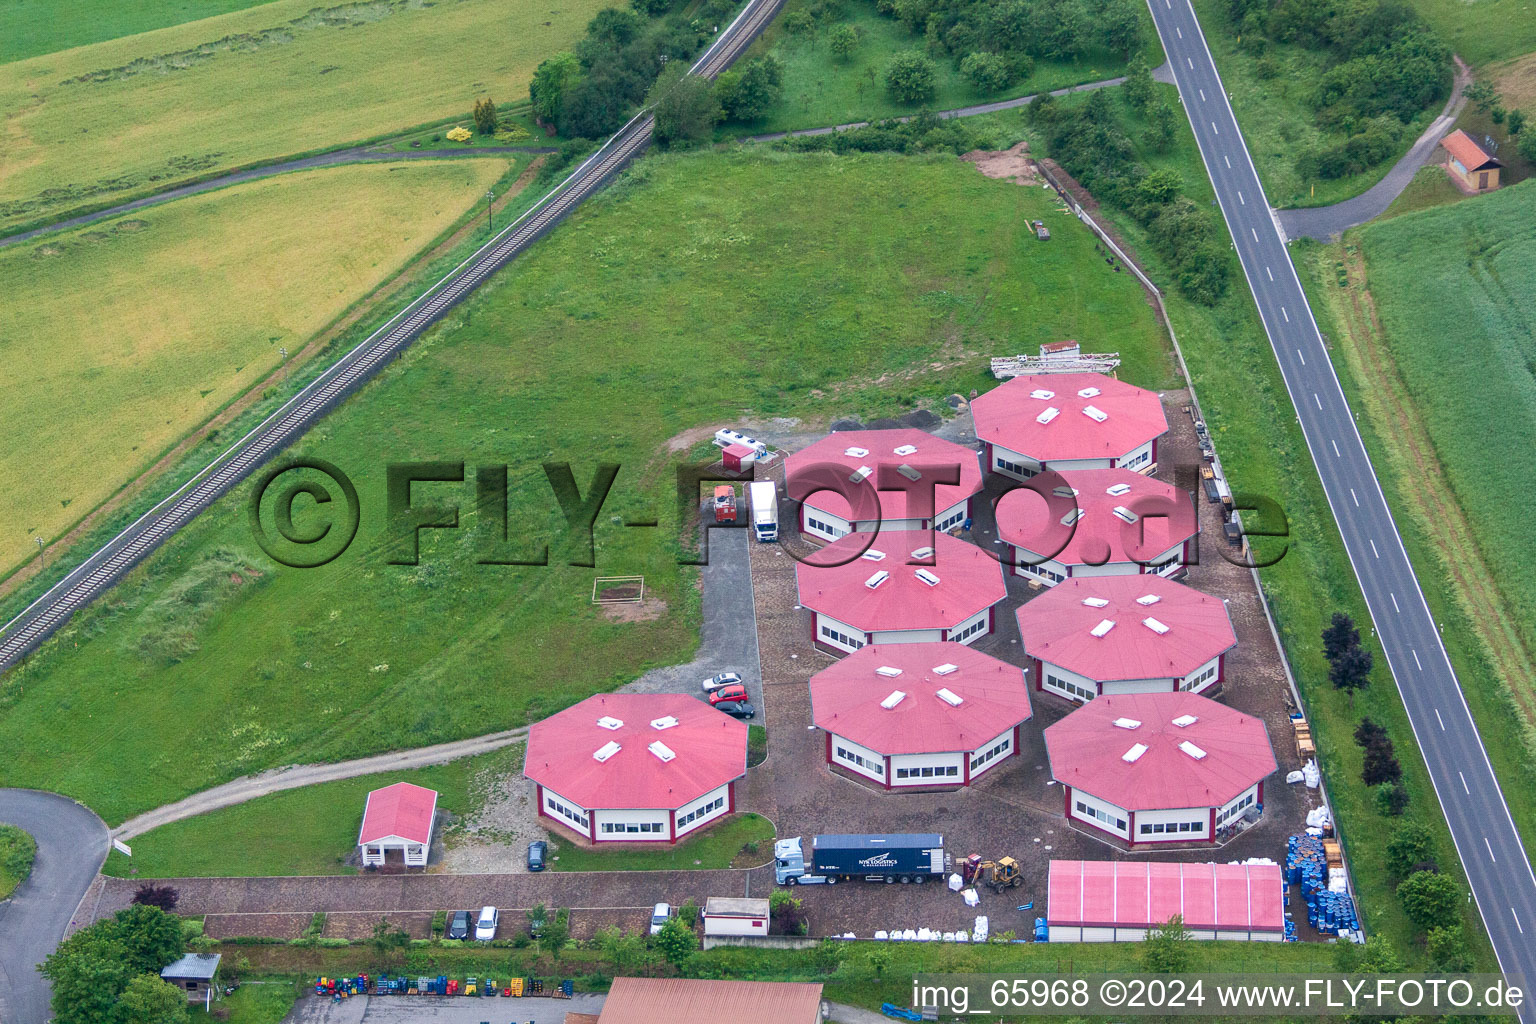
left=358, top=782, right=438, bottom=867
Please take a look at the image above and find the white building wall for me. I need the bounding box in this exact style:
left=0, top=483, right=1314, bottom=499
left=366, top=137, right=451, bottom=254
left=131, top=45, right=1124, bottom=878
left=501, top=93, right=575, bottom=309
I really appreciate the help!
left=869, top=626, right=945, bottom=645
left=804, top=499, right=968, bottom=540
left=1047, top=924, right=1084, bottom=942
left=1177, top=654, right=1221, bottom=693
left=675, top=784, right=731, bottom=839
left=967, top=725, right=1016, bottom=780
left=801, top=507, right=852, bottom=543
left=1071, top=560, right=1141, bottom=579
left=1039, top=661, right=1102, bottom=703
left=946, top=605, right=992, bottom=645
left=815, top=612, right=868, bottom=653
left=1133, top=805, right=1211, bottom=842
left=1012, top=550, right=1069, bottom=585
left=592, top=807, right=670, bottom=842
left=1100, top=675, right=1177, bottom=696
left=829, top=733, right=887, bottom=783
left=1114, top=439, right=1156, bottom=473
left=1068, top=788, right=1131, bottom=840
left=1045, top=457, right=1116, bottom=472
left=704, top=913, right=769, bottom=937
left=990, top=444, right=1044, bottom=479
left=1215, top=783, right=1261, bottom=828
left=889, top=751, right=965, bottom=786
left=541, top=786, right=591, bottom=836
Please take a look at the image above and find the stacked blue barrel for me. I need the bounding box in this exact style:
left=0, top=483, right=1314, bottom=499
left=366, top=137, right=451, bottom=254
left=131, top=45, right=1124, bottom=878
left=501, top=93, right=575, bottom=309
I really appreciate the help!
left=1287, top=834, right=1360, bottom=937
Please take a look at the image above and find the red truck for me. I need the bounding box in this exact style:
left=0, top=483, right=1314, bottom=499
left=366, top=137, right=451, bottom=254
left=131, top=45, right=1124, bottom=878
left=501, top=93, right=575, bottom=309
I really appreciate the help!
left=713, top=484, right=737, bottom=523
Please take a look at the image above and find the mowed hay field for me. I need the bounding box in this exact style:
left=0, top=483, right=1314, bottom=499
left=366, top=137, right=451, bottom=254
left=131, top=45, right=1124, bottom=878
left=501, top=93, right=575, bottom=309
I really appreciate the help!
left=0, top=0, right=605, bottom=232
left=0, top=147, right=1175, bottom=824
left=0, top=0, right=275, bottom=63
left=0, top=156, right=512, bottom=575
left=1350, top=181, right=1536, bottom=720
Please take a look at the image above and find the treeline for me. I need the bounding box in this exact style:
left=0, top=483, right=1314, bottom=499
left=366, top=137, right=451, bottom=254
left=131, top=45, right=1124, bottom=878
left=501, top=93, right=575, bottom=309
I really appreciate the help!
left=1031, top=85, right=1232, bottom=306
left=877, top=0, right=1144, bottom=72
left=529, top=0, right=739, bottom=140
left=777, top=109, right=993, bottom=154
left=1220, top=0, right=1451, bottom=179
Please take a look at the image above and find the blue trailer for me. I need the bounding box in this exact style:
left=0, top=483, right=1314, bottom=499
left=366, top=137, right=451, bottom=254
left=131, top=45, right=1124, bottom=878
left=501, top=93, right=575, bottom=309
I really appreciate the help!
left=775, top=833, right=946, bottom=885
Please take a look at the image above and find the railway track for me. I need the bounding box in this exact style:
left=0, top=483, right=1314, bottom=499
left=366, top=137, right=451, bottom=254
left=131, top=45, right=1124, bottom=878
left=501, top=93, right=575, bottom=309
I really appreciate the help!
left=0, top=0, right=784, bottom=673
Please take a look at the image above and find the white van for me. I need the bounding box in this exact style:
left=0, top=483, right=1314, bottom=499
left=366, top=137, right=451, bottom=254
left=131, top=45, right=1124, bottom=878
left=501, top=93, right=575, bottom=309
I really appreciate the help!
left=474, top=906, right=498, bottom=941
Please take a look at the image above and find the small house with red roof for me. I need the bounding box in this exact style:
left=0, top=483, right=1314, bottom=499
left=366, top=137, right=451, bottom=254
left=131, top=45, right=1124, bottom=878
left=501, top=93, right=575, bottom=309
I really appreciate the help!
left=1044, top=692, right=1275, bottom=845
left=1441, top=129, right=1501, bottom=193
left=1047, top=860, right=1284, bottom=942
left=524, top=693, right=748, bottom=844
left=995, top=468, right=1197, bottom=587
left=795, top=530, right=1008, bottom=653
left=810, top=642, right=1032, bottom=788
left=358, top=782, right=438, bottom=867
left=785, top=429, right=984, bottom=542
left=1018, top=576, right=1237, bottom=703
left=972, top=373, right=1168, bottom=479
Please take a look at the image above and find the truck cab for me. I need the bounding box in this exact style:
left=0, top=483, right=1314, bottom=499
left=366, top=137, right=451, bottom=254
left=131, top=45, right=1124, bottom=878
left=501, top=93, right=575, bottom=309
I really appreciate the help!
left=749, top=480, right=779, bottom=542
left=774, top=836, right=832, bottom=885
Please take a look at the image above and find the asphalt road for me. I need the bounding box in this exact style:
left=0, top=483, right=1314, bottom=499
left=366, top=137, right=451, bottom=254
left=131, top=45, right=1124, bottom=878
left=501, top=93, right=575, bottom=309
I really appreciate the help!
left=1147, top=0, right=1536, bottom=1009
left=0, top=791, right=109, bottom=1024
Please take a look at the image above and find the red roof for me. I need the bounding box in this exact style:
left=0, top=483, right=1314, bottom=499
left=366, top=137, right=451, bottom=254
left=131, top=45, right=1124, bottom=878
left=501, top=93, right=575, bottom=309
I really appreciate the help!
left=972, top=373, right=1168, bottom=463
left=524, top=693, right=747, bottom=811
left=599, top=978, right=825, bottom=1024
left=810, top=642, right=1032, bottom=755
left=723, top=443, right=754, bottom=457
left=358, top=782, right=438, bottom=845
left=786, top=429, right=984, bottom=524
left=1048, top=860, right=1284, bottom=932
left=796, top=530, right=1007, bottom=633
left=995, top=467, right=1197, bottom=568
left=1441, top=129, right=1501, bottom=171
left=1044, top=692, right=1274, bottom=810
left=1018, top=576, right=1236, bottom=682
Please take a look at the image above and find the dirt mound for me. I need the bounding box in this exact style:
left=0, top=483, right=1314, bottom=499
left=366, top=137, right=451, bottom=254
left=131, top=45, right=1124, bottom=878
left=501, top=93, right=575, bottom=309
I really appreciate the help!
left=962, top=141, right=1041, bottom=186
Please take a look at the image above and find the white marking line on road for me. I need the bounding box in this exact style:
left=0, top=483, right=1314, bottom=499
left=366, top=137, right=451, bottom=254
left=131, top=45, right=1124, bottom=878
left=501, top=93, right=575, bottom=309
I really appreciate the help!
left=1436, top=708, right=1445, bottom=730
left=1265, top=265, right=1272, bottom=280
left=1460, top=771, right=1470, bottom=794
left=1297, top=348, right=1305, bottom=365
left=1177, top=25, right=1183, bottom=37
left=1351, top=488, right=1359, bottom=507
left=1225, top=155, right=1231, bottom=168
left=1411, top=648, right=1422, bottom=669
left=1188, top=57, right=1194, bottom=69
left=1281, top=305, right=1288, bottom=321
left=1515, top=908, right=1525, bottom=934
left=1331, top=439, right=1340, bottom=457
left=1371, top=538, right=1381, bottom=558
left=1253, top=227, right=1260, bottom=241
left=1200, top=88, right=1206, bottom=101
left=1487, top=837, right=1497, bottom=863
left=1239, top=191, right=1246, bottom=205
left=1313, top=393, right=1322, bottom=409
left=1212, top=121, right=1220, bottom=134
left=1391, top=592, right=1400, bottom=613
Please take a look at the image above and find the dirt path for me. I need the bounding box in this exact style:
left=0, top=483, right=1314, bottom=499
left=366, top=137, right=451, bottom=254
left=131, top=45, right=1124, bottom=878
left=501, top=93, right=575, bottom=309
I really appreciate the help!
left=0, top=156, right=543, bottom=605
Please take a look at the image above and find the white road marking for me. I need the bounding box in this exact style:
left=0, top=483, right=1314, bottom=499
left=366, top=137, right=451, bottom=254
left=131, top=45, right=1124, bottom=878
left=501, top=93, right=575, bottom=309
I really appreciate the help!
left=1411, top=648, right=1422, bottom=669
left=1515, top=908, right=1525, bottom=934
left=1313, top=393, right=1322, bottom=409
left=1239, top=191, right=1246, bottom=205
left=1391, top=592, right=1400, bottom=613
left=1486, top=837, right=1497, bottom=862
left=1297, top=348, right=1306, bottom=365
left=1224, top=155, right=1231, bottom=168
left=1265, top=266, right=1273, bottom=280
left=1460, top=772, right=1470, bottom=794
left=1351, top=488, right=1359, bottom=507
left=1177, top=25, right=1183, bottom=37
left=1436, top=708, right=1445, bottom=730
left=1371, top=539, right=1381, bottom=558
left=1212, top=121, right=1219, bottom=134
left=1253, top=227, right=1260, bottom=241
left=1281, top=305, right=1288, bottom=321
left=1200, top=88, right=1206, bottom=101
left=1331, top=439, right=1340, bottom=457
left=1188, top=57, right=1194, bottom=69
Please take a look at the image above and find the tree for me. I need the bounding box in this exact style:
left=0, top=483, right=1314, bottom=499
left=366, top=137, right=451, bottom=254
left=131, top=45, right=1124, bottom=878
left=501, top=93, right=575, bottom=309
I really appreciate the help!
left=1322, top=611, right=1360, bottom=662
left=371, top=918, right=411, bottom=964
left=631, top=0, right=671, bottom=14
left=647, top=63, right=721, bottom=147
left=1330, top=644, right=1373, bottom=698
left=1123, top=57, right=1155, bottom=114
left=41, top=928, right=135, bottom=1024
left=652, top=915, right=696, bottom=967
left=1357, top=934, right=1406, bottom=973
left=1354, top=717, right=1387, bottom=748
left=829, top=24, right=859, bottom=61
left=1398, top=870, right=1462, bottom=930
left=769, top=888, right=808, bottom=935
left=597, top=925, right=646, bottom=973
left=119, top=975, right=189, bottom=1024
left=539, top=908, right=570, bottom=958
left=1426, top=924, right=1473, bottom=971
left=1522, top=129, right=1536, bottom=164
left=131, top=885, right=180, bottom=912
left=472, top=97, right=499, bottom=135
left=1386, top=820, right=1435, bottom=879
left=1509, top=108, right=1526, bottom=136
left=1465, top=80, right=1497, bottom=115
left=960, top=51, right=1011, bottom=92
left=111, top=904, right=185, bottom=975
left=1374, top=781, right=1409, bottom=816
left=1137, top=168, right=1184, bottom=207
left=1141, top=915, right=1192, bottom=972
left=715, top=56, right=784, bottom=122
left=1362, top=735, right=1402, bottom=786
left=530, top=52, right=582, bottom=126
left=884, top=51, right=937, bottom=103
left=865, top=946, right=893, bottom=978
left=1145, top=101, right=1179, bottom=152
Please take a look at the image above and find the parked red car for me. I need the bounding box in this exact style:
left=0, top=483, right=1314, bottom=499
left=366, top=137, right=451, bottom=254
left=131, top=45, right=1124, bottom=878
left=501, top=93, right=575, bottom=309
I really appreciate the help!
left=708, top=684, right=749, bottom=705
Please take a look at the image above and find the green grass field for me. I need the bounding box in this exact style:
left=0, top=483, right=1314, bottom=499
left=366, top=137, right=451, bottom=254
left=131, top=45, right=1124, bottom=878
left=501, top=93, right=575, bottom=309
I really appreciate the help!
left=0, top=824, right=37, bottom=900
left=0, top=145, right=1174, bottom=826
left=0, top=0, right=277, bottom=63
left=190, top=981, right=298, bottom=1024
left=103, top=746, right=521, bottom=877
left=0, top=156, right=515, bottom=577
left=0, top=0, right=606, bottom=233
left=732, top=0, right=1152, bottom=135
left=1405, top=0, right=1536, bottom=66
left=547, top=812, right=774, bottom=871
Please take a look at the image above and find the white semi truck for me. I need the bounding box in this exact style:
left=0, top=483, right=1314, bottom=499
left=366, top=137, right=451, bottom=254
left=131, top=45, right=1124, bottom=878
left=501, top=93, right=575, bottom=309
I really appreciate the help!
left=749, top=480, right=778, bottom=542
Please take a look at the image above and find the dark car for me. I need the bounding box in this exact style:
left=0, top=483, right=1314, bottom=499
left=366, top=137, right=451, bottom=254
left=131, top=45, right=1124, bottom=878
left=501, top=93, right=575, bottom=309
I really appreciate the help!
left=446, top=909, right=471, bottom=940
left=527, top=907, right=546, bottom=938
left=708, top=684, right=749, bottom=705
left=718, top=701, right=756, bottom=720
left=527, top=840, right=547, bottom=872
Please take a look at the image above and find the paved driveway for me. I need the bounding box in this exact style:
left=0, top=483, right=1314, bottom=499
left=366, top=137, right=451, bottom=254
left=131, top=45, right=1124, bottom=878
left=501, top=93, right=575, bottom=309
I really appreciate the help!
left=0, top=790, right=109, bottom=1024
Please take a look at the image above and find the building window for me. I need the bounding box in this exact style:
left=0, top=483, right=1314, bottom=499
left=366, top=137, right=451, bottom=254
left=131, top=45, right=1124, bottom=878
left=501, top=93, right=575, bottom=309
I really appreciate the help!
left=951, top=614, right=988, bottom=644
left=1045, top=673, right=1096, bottom=702
left=996, top=455, right=1037, bottom=478
left=820, top=623, right=865, bottom=650
left=969, top=736, right=1012, bottom=771
left=1121, top=448, right=1150, bottom=470
left=1180, top=663, right=1218, bottom=692
left=936, top=507, right=966, bottom=532
left=1076, top=800, right=1124, bottom=830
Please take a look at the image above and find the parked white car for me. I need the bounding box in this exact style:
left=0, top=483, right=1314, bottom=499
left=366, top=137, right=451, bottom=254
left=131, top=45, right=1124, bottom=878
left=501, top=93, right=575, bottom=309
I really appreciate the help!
left=649, top=902, right=673, bottom=935
left=701, top=671, right=743, bottom=693
left=474, top=906, right=498, bottom=941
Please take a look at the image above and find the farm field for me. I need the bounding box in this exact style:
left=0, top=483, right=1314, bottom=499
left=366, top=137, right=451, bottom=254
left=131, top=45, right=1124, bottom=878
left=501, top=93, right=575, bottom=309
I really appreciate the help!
left=0, top=0, right=605, bottom=233
left=0, top=145, right=1176, bottom=826
left=0, top=156, right=515, bottom=578
left=0, top=0, right=276, bottom=63
left=732, top=0, right=1150, bottom=136
left=102, top=746, right=522, bottom=878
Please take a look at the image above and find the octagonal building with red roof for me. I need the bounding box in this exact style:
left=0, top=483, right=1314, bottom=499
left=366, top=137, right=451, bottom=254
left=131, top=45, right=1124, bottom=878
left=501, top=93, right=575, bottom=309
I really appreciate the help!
left=524, top=693, right=748, bottom=844
left=810, top=642, right=1032, bottom=788
left=785, top=429, right=985, bottom=542
left=995, top=467, right=1198, bottom=587
left=972, top=372, right=1169, bottom=479
left=796, top=530, right=1008, bottom=653
left=1018, top=575, right=1237, bottom=703
left=1044, top=692, right=1275, bottom=846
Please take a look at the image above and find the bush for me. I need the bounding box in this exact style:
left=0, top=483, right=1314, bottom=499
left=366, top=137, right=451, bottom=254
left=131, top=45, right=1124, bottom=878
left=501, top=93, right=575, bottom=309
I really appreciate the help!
left=631, top=0, right=671, bottom=13
left=960, top=51, right=1011, bottom=92
left=1426, top=924, right=1473, bottom=971
left=1386, top=820, right=1435, bottom=880
left=778, top=110, right=985, bottom=155
left=132, top=885, right=180, bottom=912
left=647, top=64, right=720, bottom=147
left=472, top=97, right=499, bottom=135
left=715, top=56, right=785, bottom=122
left=1374, top=782, right=1409, bottom=816
left=884, top=51, right=937, bottom=104
left=829, top=23, right=859, bottom=61
left=1397, top=870, right=1462, bottom=931
left=445, top=126, right=472, bottom=143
